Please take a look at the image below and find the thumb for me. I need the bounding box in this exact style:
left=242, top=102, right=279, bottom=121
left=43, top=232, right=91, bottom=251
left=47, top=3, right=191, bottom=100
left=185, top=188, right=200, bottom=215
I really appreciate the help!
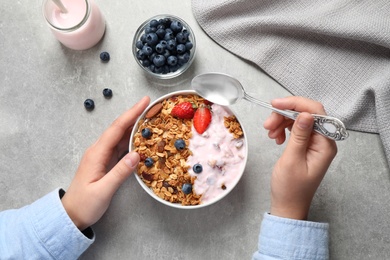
left=285, top=112, right=314, bottom=158
left=101, top=151, right=140, bottom=196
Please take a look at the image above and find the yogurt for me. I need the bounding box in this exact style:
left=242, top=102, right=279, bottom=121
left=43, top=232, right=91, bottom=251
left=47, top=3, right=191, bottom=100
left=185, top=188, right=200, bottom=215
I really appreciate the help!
left=187, top=104, right=246, bottom=203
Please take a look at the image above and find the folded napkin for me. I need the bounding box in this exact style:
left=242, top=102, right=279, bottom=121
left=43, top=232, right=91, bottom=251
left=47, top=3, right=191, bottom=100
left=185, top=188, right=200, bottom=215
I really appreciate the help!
left=192, top=0, right=390, bottom=164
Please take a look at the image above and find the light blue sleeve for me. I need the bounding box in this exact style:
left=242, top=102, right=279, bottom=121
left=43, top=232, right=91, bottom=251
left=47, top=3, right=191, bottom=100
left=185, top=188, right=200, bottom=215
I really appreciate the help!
left=252, top=213, right=329, bottom=260
left=0, top=188, right=94, bottom=259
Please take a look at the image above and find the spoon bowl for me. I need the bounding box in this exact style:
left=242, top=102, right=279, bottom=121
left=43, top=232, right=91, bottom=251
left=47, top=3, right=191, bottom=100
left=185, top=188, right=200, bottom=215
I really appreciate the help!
left=191, top=72, right=349, bottom=141
left=191, top=73, right=244, bottom=106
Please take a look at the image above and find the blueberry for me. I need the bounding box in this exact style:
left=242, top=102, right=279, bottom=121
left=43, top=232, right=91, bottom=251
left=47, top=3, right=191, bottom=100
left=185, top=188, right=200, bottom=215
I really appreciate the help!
left=155, top=43, right=165, bottom=54
left=182, top=183, right=192, bottom=194
left=174, top=139, right=186, bottom=150
left=100, top=51, right=110, bottom=62
left=141, top=128, right=152, bottom=139
left=145, top=157, right=154, bottom=167
left=148, top=52, right=157, bottom=62
left=159, top=40, right=167, bottom=47
left=193, top=163, right=203, bottom=174
left=136, top=40, right=144, bottom=49
left=153, top=54, right=166, bottom=67
left=142, top=45, right=153, bottom=56
left=148, top=64, right=156, bottom=72
left=185, top=41, right=193, bottom=50
left=140, top=34, right=147, bottom=43
left=162, top=49, right=171, bottom=59
left=154, top=66, right=164, bottom=74
left=161, top=65, right=170, bottom=74
left=167, top=55, right=178, bottom=66
left=145, top=26, right=157, bottom=34
left=170, top=20, right=183, bottom=33
left=164, top=18, right=172, bottom=25
left=102, top=88, right=113, bottom=98
left=176, top=32, right=188, bottom=44
left=145, top=33, right=159, bottom=46
left=136, top=50, right=146, bottom=60
left=166, top=39, right=177, bottom=51
left=177, top=52, right=190, bottom=65
left=160, top=18, right=172, bottom=27
left=176, top=44, right=186, bottom=54
left=164, top=32, right=174, bottom=41
left=156, top=28, right=166, bottom=39
left=149, top=19, right=159, bottom=28
left=169, top=64, right=180, bottom=73
left=142, top=59, right=151, bottom=67
left=182, top=29, right=190, bottom=38
left=84, top=99, right=95, bottom=111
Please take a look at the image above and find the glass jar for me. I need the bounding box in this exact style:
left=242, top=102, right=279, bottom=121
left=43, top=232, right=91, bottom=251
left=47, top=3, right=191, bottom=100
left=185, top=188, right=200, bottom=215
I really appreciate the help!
left=42, top=0, right=106, bottom=50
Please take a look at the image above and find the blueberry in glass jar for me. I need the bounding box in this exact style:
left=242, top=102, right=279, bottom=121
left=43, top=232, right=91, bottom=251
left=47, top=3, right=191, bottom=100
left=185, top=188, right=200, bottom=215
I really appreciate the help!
left=153, top=55, right=166, bottom=67
left=134, top=16, right=194, bottom=76
left=167, top=56, right=178, bottom=66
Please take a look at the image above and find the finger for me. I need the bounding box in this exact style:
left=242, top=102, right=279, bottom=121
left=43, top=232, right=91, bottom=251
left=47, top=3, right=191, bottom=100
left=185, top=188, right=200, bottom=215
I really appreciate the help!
left=264, top=112, right=285, bottom=130
left=98, top=151, right=140, bottom=197
left=95, top=96, right=150, bottom=154
left=268, top=119, right=293, bottom=139
left=271, top=96, right=326, bottom=115
left=284, top=112, right=314, bottom=159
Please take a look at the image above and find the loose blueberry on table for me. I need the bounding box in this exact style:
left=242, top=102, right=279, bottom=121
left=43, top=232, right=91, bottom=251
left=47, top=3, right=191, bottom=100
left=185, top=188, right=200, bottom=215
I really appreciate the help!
left=100, top=51, right=110, bottom=62
left=84, top=99, right=95, bottom=111
left=102, top=88, right=113, bottom=98
left=135, top=17, right=193, bottom=75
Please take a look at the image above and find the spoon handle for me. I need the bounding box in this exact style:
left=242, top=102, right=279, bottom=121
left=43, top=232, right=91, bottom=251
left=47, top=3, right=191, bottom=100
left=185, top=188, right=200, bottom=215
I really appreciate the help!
left=243, top=94, right=349, bottom=141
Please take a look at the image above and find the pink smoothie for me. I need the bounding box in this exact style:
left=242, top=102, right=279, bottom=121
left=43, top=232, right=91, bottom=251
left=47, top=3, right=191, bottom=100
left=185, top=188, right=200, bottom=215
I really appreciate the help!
left=44, top=0, right=105, bottom=50
left=187, top=105, right=246, bottom=204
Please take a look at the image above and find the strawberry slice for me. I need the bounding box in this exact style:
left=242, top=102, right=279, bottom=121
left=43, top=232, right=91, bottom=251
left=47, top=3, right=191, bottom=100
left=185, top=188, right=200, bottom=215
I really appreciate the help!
left=171, top=102, right=195, bottom=119
left=193, top=106, right=212, bottom=134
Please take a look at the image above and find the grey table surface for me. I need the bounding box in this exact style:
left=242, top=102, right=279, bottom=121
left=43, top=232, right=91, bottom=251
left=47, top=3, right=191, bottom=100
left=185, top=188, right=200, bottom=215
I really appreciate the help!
left=1, top=1, right=390, bottom=259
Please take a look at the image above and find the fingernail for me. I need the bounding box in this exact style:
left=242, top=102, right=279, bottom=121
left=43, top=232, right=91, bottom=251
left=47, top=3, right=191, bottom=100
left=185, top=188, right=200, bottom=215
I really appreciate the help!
left=124, top=152, right=140, bottom=168
left=297, top=114, right=312, bottom=129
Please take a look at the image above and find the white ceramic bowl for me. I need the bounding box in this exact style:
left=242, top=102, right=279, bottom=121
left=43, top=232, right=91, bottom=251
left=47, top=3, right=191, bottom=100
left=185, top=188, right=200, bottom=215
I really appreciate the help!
left=129, top=90, right=248, bottom=209
left=132, top=15, right=196, bottom=80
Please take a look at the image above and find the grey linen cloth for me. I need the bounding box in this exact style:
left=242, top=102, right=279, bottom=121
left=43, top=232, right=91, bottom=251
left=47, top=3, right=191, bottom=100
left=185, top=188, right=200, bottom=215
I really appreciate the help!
left=191, top=0, right=390, bottom=164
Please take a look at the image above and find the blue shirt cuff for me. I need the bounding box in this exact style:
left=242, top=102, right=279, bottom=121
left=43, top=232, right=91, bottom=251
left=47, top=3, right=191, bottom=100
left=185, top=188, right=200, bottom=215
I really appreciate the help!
left=27, top=188, right=95, bottom=259
left=253, top=213, right=329, bottom=260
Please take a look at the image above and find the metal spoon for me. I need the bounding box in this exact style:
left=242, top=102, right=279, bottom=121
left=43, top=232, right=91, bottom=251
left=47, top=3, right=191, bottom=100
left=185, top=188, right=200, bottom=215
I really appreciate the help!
left=191, top=72, right=349, bottom=141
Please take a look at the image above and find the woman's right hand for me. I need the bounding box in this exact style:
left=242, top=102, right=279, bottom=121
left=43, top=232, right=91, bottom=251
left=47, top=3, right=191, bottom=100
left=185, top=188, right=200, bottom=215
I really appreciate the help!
left=263, top=96, right=338, bottom=220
